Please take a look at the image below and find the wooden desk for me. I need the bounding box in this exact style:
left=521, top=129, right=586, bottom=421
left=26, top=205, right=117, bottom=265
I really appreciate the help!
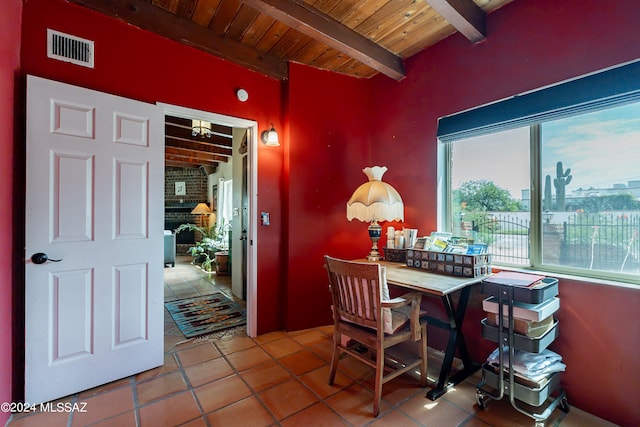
left=367, top=260, right=483, bottom=400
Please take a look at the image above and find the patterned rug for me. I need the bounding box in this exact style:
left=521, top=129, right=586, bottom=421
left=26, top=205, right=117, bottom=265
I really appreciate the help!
left=165, top=293, right=246, bottom=338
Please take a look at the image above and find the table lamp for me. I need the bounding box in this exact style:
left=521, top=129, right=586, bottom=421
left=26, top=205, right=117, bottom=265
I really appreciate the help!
left=347, top=166, right=404, bottom=261
left=191, top=202, right=213, bottom=228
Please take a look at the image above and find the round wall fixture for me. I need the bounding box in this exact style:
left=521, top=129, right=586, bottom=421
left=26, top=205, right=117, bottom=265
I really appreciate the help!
left=236, top=88, right=249, bottom=102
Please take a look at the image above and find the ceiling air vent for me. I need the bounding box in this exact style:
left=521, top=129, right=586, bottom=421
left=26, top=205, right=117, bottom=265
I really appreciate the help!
left=47, top=29, right=94, bottom=68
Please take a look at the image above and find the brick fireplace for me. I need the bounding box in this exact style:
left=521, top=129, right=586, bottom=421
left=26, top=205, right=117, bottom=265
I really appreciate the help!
left=165, top=168, right=209, bottom=254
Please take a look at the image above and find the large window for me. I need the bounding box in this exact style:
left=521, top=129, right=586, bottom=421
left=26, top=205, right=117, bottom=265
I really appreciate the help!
left=438, top=62, right=640, bottom=284
left=215, top=178, right=233, bottom=250
left=449, top=127, right=530, bottom=266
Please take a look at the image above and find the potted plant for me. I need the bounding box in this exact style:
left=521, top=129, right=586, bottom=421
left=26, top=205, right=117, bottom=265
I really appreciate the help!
left=200, top=253, right=214, bottom=273
left=175, top=221, right=229, bottom=273
left=211, top=220, right=232, bottom=275
left=213, top=250, right=230, bottom=275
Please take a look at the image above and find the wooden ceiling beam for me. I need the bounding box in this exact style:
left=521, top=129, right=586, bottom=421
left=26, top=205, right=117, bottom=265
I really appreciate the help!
left=165, top=137, right=232, bottom=157
left=165, top=155, right=215, bottom=167
left=165, top=116, right=234, bottom=137
left=165, top=159, right=201, bottom=168
left=242, top=0, right=405, bottom=81
left=425, top=0, right=486, bottom=43
left=165, top=125, right=233, bottom=148
left=165, top=146, right=228, bottom=163
left=68, top=0, right=289, bottom=79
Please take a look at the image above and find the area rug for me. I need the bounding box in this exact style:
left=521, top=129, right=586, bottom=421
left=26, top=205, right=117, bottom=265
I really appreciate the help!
left=165, top=293, right=246, bottom=339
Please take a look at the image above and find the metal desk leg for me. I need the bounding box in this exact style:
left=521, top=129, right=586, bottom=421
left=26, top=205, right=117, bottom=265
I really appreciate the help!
left=426, top=286, right=480, bottom=400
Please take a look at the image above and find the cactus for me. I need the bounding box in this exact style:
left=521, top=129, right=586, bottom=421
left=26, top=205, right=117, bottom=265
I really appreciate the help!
left=544, top=175, right=552, bottom=211
left=553, top=161, right=572, bottom=211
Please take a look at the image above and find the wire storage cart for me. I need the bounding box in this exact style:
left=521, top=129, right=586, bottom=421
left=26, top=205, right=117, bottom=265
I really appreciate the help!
left=476, top=273, right=569, bottom=427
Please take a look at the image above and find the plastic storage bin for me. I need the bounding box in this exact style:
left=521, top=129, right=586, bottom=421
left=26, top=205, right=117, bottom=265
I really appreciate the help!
left=481, top=319, right=559, bottom=353
left=482, top=277, right=558, bottom=304
left=481, top=364, right=561, bottom=407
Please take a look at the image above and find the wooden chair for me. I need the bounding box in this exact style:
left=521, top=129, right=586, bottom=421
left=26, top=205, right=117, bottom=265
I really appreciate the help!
left=324, top=256, right=428, bottom=417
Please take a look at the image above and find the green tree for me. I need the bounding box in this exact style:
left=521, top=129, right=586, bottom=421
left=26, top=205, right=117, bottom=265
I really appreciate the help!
left=453, top=180, right=521, bottom=212
left=574, top=194, right=640, bottom=212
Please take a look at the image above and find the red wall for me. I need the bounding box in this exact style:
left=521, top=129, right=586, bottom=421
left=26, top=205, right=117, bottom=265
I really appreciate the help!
left=366, top=0, right=640, bottom=425
left=0, top=0, right=21, bottom=425
left=284, top=64, right=380, bottom=329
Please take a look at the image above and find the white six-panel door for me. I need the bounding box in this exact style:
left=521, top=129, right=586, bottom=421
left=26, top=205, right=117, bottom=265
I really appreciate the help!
left=25, top=75, right=164, bottom=403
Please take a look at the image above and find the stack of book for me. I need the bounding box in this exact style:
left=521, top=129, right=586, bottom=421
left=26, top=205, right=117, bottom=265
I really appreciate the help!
left=413, top=232, right=489, bottom=255
left=482, top=272, right=559, bottom=338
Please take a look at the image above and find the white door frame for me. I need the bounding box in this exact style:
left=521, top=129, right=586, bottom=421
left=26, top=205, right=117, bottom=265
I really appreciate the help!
left=158, top=103, right=258, bottom=337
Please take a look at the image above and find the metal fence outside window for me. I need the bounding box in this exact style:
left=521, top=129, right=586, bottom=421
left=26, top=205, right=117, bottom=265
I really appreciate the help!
left=561, top=213, right=640, bottom=273
left=471, top=215, right=530, bottom=265
left=468, top=212, right=640, bottom=274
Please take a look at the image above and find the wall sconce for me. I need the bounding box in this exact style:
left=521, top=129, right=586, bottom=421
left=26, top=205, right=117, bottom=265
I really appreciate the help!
left=261, top=123, right=280, bottom=146
left=192, top=119, right=212, bottom=138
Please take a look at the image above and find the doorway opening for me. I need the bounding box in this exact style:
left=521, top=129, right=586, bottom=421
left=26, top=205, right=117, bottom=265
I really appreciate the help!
left=158, top=103, right=258, bottom=337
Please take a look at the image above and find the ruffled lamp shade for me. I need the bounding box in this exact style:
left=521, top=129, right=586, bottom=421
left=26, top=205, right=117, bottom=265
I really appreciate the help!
left=347, top=166, right=404, bottom=260
left=347, top=166, right=404, bottom=222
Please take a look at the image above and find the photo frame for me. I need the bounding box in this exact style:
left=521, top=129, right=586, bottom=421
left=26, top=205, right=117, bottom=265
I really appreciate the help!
left=175, top=181, right=186, bottom=195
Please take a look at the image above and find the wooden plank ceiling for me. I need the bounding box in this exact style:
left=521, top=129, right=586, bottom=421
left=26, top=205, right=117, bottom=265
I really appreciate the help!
left=70, top=0, right=515, bottom=81
left=165, top=115, right=233, bottom=169
left=69, top=0, right=515, bottom=168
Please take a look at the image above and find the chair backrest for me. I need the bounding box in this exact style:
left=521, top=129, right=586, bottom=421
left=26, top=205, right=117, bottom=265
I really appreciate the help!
left=325, top=256, right=385, bottom=331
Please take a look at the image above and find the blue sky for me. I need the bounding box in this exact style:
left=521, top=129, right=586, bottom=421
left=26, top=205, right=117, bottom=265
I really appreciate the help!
left=541, top=102, right=640, bottom=191
left=452, top=102, right=640, bottom=199
left=452, top=127, right=529, bottom=199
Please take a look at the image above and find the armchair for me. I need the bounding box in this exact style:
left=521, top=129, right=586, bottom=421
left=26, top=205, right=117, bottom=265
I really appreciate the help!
left=164, top=230, right=176, bottom=267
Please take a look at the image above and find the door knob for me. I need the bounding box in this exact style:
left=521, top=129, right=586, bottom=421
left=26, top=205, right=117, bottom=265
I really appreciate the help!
left=31, top=252, right=63, bottom=264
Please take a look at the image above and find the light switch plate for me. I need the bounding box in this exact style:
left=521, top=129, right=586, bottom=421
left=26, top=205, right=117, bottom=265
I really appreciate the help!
left=261, top=212, right=270, bottom=226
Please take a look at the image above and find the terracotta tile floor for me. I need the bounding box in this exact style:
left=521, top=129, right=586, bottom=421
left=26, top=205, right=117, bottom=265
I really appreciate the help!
left=8, top=257, right=616, bottom=427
